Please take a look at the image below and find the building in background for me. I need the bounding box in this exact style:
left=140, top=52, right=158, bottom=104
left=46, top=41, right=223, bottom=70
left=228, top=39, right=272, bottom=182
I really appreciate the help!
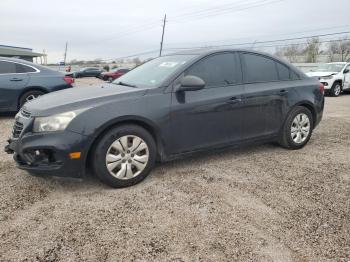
left=0, top=45, right=47, bottom=64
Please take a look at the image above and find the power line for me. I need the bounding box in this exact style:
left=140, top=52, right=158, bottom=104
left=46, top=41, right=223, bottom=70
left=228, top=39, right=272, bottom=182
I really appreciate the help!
left=81, top=0, right=284, bottom=45
left=100, top=36, right=350, bottom=62
left=252, top=37, right=350, bottom=49
left=164, top=31, right=350, bottom=51
left=165, top=24, right=350, bottom=47
left=170, top=0, right=268, bottom=19
left=101, top=49, right=160, bottom=62
left=169, top=0, right=284, bottom=23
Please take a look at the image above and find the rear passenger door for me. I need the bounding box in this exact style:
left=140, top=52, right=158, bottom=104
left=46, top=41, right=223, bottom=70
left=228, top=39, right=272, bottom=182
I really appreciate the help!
left=0, top=60, right=30, bottom=110
left=240, top=52, right=296, bottom=139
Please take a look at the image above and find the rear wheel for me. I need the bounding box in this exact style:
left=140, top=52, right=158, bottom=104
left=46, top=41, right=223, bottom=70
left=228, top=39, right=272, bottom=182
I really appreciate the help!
left=92, top=125, right=156, bottom=188
left=19, top=90, right=44, bottom=109
left=279, top=106, right=313, bottom=149
left=330, top=82, right=342, bottom=97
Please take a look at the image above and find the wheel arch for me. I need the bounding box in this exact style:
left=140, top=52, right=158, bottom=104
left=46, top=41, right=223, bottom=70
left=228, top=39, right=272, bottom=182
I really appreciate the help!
left=18, top=86, right=48, bottom=109
left=289, top=101, right=317, bottom=127
left=85, top=117, right=165, bottom=171
left=333, top=79, right=343, bottom=89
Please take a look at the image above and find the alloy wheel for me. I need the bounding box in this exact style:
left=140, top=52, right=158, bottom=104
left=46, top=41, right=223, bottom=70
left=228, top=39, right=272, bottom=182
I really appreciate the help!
left=334, top=84, right=341, bottom=96
left=105, top=135, right=149, bottom=179
left=291, top=113, right=310, bottom=144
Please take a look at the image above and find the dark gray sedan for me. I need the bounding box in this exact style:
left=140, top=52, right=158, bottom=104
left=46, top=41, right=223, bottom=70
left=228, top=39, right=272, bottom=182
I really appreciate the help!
left=66, top=67, right=103, bottom=78
left=0, top=57, right=74, bottom=112
left=5, top=49, right=324, bottom=188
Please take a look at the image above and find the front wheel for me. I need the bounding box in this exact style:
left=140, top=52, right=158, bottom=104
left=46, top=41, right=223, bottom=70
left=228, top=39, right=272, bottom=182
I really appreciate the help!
left=92, top=125, right=156, bottom=188
left=279, top=106, right=313, bottom=150
left=330, top=82, right=342, bottom=97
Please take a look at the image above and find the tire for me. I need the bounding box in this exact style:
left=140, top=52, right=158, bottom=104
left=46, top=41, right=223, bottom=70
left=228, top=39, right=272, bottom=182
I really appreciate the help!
left=92, top=125, right=156, bottom=188
left=279, top=106, right=313, bottom=150
left=330, top=82, right=342, bottom=97
left=19, top=90, right=44, bottom=109
left=108, top=77, right=113, bottom=82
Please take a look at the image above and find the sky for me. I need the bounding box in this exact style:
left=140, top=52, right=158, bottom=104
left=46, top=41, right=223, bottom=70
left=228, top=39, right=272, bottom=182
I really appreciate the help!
left=1, top=0, right=350, bottom=63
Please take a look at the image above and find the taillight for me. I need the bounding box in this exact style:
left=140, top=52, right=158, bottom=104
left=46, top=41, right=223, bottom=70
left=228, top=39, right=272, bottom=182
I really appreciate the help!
left=64, top=76, right=75, bottom=86
left=319, top=83, right=325, bottom=94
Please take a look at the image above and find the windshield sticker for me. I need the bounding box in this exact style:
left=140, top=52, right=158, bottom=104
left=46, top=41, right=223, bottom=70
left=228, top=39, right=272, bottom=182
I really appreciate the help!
left=159, top=62, right=179, bottom=68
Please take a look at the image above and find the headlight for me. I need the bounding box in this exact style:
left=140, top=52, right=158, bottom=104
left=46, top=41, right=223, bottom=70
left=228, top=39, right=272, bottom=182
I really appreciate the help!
left=321, top=75, right=333, bottom=80
left=33, top=111, right=77, bottom=132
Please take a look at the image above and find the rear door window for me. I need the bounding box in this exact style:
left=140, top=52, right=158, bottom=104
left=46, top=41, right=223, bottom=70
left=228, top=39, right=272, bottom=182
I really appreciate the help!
left=0, top=61, right=16, bottom=74
left=185, top=53, right=238, bottom=87
left=242, top=53, right=279, bottom=83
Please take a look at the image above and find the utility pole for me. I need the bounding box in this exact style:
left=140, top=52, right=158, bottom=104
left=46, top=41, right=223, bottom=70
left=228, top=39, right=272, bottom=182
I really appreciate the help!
left=159, top=14, right=167, bottom=57
left=63, top=42, right=68, bottom=65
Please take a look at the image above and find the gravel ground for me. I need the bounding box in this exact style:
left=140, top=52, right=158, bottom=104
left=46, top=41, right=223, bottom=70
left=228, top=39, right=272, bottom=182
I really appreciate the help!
left=0, top=78, right=349, bottom=261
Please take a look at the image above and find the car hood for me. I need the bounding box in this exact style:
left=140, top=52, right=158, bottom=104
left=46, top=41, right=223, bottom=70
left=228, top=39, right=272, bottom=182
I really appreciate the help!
left=306, top=71, right=338, bottom=77
left=24, top=83, right=148, bottom=116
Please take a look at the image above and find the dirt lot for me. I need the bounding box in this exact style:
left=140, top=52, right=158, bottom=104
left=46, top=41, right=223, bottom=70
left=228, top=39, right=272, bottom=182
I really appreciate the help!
left=0, top=78, right=349, bottom=261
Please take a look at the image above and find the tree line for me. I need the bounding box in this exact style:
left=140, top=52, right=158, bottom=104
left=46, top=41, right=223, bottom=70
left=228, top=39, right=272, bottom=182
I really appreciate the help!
left=275, top=37, right=350, bottom=63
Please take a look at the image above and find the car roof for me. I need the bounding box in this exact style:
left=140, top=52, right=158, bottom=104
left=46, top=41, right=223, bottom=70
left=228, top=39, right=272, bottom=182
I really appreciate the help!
left=168, top=48, right=275, bottom=57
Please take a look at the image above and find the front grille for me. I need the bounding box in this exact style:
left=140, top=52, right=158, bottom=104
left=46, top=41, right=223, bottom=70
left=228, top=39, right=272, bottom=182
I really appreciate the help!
left=12, top=121, right=24, bottom=138
left=20, top=108, right=31, bottom=118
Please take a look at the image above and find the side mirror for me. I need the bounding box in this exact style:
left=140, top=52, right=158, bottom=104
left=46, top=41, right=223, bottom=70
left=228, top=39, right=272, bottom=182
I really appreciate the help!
left=344, top=69, right=349, bottom=74
left=177, top=75, right=205, bottom=92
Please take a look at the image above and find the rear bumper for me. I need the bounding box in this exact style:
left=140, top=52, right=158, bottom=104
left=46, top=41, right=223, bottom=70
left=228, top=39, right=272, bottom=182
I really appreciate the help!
left=5, top=131, right=89, bottom=178
left=314, top=96, right=324, bottom=128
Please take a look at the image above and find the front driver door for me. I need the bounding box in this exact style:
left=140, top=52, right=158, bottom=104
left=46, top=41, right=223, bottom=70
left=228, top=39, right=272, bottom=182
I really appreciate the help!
left=168, top=52, right=245, bottom=154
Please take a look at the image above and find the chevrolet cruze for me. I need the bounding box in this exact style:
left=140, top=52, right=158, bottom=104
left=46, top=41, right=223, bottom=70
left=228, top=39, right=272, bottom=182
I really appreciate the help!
left=5, top=49, right=324, bottom=188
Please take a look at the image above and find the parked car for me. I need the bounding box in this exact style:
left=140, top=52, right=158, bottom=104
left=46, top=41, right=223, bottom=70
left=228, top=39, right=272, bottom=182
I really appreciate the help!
left=0, top=57, right=74, bottom=112
left=5, top=49, right=324, bottom=188
left=99, top=68, right=130, bottom=82
left=66, top=67, right=103, bottom=78
left=306, top=62, right=350, bottom=96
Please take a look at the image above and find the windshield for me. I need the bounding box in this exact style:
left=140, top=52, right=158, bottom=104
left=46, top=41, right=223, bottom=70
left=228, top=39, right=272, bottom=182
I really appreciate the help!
left=112, top=55, right=195, bottom=88
left=315, top=63, right=345, bottom=73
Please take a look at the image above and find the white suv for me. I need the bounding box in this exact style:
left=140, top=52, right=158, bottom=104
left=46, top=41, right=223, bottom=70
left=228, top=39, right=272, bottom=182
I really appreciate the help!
left=306, top=62, right=350, bottom=96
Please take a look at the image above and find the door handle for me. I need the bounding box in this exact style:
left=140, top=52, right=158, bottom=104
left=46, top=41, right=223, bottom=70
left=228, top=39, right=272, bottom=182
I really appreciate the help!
left=279, top=89, right=288, bottom=94
left=226, top=97, right=242, bottom=104
left=10, top=78, right=23, bottom=82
